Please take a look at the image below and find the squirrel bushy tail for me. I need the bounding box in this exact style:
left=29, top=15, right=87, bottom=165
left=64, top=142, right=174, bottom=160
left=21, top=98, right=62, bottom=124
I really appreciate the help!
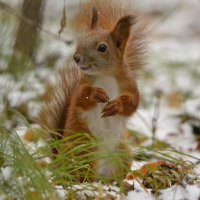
left=37, top=67, right=80, bottom=136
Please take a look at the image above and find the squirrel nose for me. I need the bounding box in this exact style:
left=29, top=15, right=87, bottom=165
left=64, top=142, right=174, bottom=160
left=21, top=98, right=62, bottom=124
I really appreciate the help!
left=73, top=54, right=82, bottom=64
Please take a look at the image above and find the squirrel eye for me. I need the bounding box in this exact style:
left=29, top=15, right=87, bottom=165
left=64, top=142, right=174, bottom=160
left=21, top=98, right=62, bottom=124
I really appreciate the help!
left=97, top=44, right=107, bottom=53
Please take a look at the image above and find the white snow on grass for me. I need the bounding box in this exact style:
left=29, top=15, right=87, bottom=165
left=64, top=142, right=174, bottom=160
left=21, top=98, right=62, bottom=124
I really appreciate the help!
left=1, top=0, right=200, bottom=199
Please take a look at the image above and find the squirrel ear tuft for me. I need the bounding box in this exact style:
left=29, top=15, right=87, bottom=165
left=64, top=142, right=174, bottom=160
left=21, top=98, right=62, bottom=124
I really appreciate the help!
left=91, top=7, right=99, bottom=29
left=111, top=15, right=135, bottom=52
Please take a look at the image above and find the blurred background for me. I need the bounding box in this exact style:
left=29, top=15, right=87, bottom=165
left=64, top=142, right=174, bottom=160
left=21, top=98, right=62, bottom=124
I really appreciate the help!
left=0, top=0, right=200, bottom=199
left=0, top=0, right=200, bottom=136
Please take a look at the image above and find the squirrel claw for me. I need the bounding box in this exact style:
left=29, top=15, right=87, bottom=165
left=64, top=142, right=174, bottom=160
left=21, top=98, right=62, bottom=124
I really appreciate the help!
left=101, top=110, right=118, bottom=118
left=101, top=100, right=120, bottom=117
left=93, top=87, right=109, bottom=103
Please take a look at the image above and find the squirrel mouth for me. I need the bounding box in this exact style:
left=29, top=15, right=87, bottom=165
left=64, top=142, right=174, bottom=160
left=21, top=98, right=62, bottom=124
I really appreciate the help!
left=80, top=64, right=97, bottom=71
left=80, top=66, right=91, bottom=71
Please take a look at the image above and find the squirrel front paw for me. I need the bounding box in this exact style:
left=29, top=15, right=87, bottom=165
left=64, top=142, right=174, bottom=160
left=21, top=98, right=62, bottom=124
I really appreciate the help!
left=91, top=87, right=109, bottom=103
left=101, top=99, right=121, bottom=117
left=77, top=85, right=109, bottom=110
left=101, top=94, right=138, bottom=117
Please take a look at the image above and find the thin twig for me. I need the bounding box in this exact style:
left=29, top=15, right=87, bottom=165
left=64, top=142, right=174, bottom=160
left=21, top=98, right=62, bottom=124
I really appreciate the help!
left=0, top=1, right=72, bottom=44
left=58, top=0, right=67, bottom=35
left=152, top=90, right=162, bottom=145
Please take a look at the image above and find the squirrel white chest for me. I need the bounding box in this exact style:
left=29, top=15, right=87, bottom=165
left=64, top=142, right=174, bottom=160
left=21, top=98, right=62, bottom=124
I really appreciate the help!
left=94, top=75, right=119, bottom=101
left=81, top=76, right=126, bottom=150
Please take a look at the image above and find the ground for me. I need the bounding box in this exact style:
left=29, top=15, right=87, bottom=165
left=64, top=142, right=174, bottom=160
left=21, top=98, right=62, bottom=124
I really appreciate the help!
left=0, top=0, right=200, bottom=200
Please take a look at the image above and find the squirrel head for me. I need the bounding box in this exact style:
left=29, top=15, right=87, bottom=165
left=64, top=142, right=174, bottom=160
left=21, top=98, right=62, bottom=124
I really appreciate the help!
left=73, top=7, right=135, bottom=75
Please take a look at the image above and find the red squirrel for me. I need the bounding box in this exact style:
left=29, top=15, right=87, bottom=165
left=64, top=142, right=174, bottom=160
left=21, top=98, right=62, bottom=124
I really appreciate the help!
left=38, top=0, right=146, bottom=182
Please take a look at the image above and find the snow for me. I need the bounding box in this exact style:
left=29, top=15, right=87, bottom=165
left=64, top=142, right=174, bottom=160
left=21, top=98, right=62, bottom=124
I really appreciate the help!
left=127, top=190, right=154, bottom=200
left=1, top=167, right=12, bottom=181
left=55, top=185, right=67, bottom=200
left=127, top=162, right=200, bottom=200
left=1, top=0, right=200, bottom=199
left=159, top=185, right=200, bottom=200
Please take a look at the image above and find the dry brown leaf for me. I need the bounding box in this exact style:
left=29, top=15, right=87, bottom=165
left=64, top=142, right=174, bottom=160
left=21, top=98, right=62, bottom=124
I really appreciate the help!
left=127, top=161, right=177, bottom=180
left=166, top=92, right=183, bottom=109
left=23, top=129, right=40, bottom=142
left=58, top=4, right=67, bottom=35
